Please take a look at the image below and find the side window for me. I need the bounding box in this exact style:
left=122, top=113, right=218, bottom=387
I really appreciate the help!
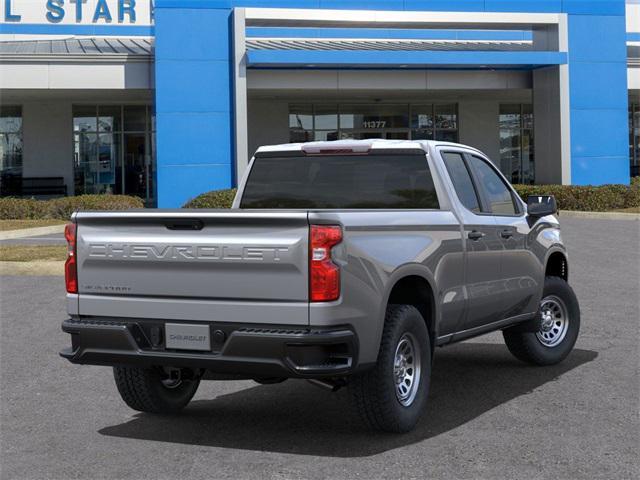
left=441, top=152, right=481, bottom=213
left=468, top=155, right=518, bottom=215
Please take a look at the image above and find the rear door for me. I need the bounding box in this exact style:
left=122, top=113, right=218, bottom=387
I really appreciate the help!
left=440, top=150, right=504, bottom=332
left=465, top=154, right=540, bottom=318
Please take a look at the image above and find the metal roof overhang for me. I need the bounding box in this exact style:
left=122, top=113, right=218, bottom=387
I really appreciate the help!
left=0, top=38, right=153, bottom=62
left=245, top=50, right=568, bottom=70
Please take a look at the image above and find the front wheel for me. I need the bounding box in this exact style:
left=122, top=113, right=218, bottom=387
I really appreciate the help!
left=503, top=276, right=580, bottom=365
left=113, top=366, right=200, bottom=414
left=349, top=304, right=431, bottom=433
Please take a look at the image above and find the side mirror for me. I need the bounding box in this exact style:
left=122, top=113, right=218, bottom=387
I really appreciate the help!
left=527, top=195, right=557, bottom=217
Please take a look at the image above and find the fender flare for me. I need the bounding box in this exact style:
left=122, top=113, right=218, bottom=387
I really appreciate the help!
left=371, top=264, right=440, bottom=357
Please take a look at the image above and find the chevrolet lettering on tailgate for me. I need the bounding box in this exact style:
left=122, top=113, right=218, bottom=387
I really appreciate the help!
left=88, top=244, right=291, bottom=262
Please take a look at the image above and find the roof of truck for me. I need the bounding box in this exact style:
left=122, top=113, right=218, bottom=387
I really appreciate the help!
left=255, top=139, right=483, bottom=155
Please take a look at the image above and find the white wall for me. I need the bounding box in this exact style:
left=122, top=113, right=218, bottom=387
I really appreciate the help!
left=629, top=68, right=640, bottom=90
left=248, top=70, right=531, bottom=91
left=0, top=61, right=153, bottom=90
left=627, top=2, right=640, bottom=33
left=22, top=101, right=74, bottom=194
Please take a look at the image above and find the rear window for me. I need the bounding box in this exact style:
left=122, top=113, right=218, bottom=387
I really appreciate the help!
left=240, top=154, right=440, bottom=209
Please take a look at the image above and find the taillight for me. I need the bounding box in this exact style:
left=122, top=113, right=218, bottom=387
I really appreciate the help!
left=64, top=223, right=77, bottom=294
left=309, top=225, right=342, bottom=302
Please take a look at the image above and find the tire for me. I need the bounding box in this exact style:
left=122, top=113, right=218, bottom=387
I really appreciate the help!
left=113, top=366, right=200, bottom=414
left=503, top=276, right=580, bottom=366
left=349, top=304, right=431, bottom=433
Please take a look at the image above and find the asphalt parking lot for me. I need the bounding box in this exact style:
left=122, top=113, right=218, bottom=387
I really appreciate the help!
left=1, top=216, right=638, bottom=480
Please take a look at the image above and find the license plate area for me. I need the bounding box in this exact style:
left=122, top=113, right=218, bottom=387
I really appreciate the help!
left=165, top=323, right=211, bottom=351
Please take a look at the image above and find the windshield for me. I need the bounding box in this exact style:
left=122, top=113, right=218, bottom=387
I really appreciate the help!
left=240, top=154, right=440, bottom=209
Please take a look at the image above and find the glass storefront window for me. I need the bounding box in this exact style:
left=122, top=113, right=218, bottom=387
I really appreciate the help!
left=522, top=103, right=534, bottom=130
left=98, top=105, right=121, bottom=133
left=314, top=131, right=339, bottom=141
left=73, top=105, right=156, bottom=204
left=435, top=130, right=458, bottom=142
left=499, top=104, right=520, bottom=129
left=73, top=106, right=97, bottom=132
left=499, top=104, right=534, bottom=184
left=291, top=103, right=458, bottom=143
left=123, top=105, right=146, bottom=131
left=289, top=104, right=313, bottom=143
left=340, top=104, right=408, bottom=130
left=314, top=104, right=338, bottom=130
left=0, top=106, right=23, bottom=196
left=411, top=105, right=434, bottom=130
left=435, top=104, right=457, bottom=130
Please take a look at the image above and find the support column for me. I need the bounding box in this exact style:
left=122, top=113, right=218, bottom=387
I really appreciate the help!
left=533, top=66, right=567, bottom=184
left=233, top=8, right=249, bottom=184
left=155, top=2, right=235, bottom=207
left=532, top=19, right=571, bottom=184
left=566, top=12, right=629, bottom=185
left=458, top=100, right=500, bottom=165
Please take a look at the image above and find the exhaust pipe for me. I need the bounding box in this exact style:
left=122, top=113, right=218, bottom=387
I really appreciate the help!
left=307, top=378, right=344, bottom=392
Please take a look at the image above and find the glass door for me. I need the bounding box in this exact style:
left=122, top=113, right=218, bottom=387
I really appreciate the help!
left=73, top=105, right=156, bottom=205
left=123, top=134, right=147, bottom=201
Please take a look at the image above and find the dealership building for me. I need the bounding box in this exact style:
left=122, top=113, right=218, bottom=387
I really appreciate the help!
left=1, top=0, right=639, bottom=207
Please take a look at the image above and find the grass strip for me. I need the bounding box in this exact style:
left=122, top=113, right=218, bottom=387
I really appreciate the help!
left=0, top=245, right=67, bottom=262
left=0, top=219, right=65, bottom=231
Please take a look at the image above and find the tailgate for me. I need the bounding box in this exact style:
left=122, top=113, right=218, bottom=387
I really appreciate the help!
left=74, top=210, right=309, bottom=323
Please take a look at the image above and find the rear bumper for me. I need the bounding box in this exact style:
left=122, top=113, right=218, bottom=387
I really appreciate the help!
left=60, top=318, right=358, bottom=378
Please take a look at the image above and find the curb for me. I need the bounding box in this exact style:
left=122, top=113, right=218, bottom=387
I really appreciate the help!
left=0, top=224, right=66, bottom=240
left=559, top=210, right=640, bottom=221
left=0, top=261, right=64, bottom=276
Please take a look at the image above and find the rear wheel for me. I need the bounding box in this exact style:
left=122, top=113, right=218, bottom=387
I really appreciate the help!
left=349, top=304, right=431, bottom=433
left=113, top=366, right=200, bottom=414
left=503, top=276, right=580, bottom=365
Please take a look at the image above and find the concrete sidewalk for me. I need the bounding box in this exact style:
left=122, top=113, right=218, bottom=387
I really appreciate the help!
left=0, top=232, right=65, bottom=246
left=0, top=224, right=66, bottom=241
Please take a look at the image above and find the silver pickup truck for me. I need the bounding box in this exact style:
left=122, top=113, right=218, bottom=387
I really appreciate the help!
left=61, top=140, right=580, bottom=433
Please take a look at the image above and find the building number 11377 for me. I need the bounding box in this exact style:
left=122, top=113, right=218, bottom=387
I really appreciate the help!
left=362, top=120, right=387, bottom=129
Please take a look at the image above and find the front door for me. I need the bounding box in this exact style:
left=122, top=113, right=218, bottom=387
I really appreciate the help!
left=465, top=154, right=540, bottom=319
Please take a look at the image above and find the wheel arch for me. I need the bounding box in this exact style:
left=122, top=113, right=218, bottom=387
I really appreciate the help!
left=376, top=265, right=439, bottom=358
left=545, top=249, right=569, bottom=281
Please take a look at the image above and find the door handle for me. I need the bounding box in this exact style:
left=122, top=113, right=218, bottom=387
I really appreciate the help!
left=165, top=219, right=204, bottom=231
left=468, top=230, right=485, bottom=241
left=500, top=229, right=514, bottom=239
